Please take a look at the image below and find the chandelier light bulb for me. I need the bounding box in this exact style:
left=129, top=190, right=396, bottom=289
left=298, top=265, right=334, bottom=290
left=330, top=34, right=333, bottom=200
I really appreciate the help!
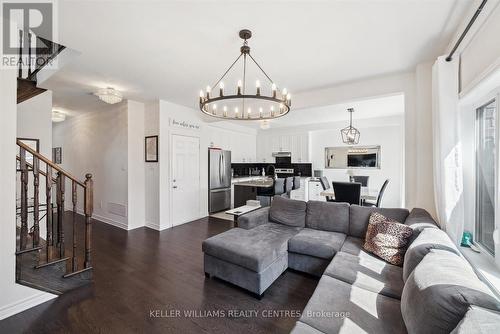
left=199, top=90, right=204, bottom=98
left=235, top=107, right=239, bottom=117
left=219, top=82, right=224, bottom=96
left=282, top=88, right=287, bottom=96
left=259, top=107, right=263, bottom=118
left=206, top=86, right=211, bottom=93
left=247, top=107, right=252, bottom=118
left=256, top=80, right=260, bottom=88
left=286, top=93, right=291, bottom=100
left=271, top=83, right=276, bottom=91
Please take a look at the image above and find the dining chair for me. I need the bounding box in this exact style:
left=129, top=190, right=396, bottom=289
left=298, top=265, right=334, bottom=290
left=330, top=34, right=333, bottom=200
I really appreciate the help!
left=331, top=181, right=361, bottom=205
left=319, top=176, right=334, bottom=202
left=363, top=179, right=390, bottom=208
left=293, top=176, right=301, bottom=190
left=281, top=177, right=294, bottom=198
left=349, top=175, right=369, bottom=187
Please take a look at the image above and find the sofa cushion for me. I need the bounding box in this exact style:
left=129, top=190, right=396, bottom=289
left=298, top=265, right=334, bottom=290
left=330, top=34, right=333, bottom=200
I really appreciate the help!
left=401, top=250, right=500, bottom=334
left=363, top=212, right=413, bottom=266
left=299, top=275, right=406, bottom=334
left=269, top=196, right=307, bottom=227
left=340, top=236, right=380, bottom=260
left=202, top=223, right=300, bottom=272
left=305, top=201, right=350, bottom=233
left=349, top=205, right=409, bottom=238
left=237, top=206, right=270, bottom=229
left=403, top=228, right=460, bottom=282
left=324, top=252, right=404, bottom=299
left=451, top=306, right=500, bottom=334
left=288, top=228, right=346, bottom=260
left=404, top=208, right=439, bottom=244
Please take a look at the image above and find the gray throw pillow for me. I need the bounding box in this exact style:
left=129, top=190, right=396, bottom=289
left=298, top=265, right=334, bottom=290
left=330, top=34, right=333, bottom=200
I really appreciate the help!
left=403, top=228, right=460, bottom=282
left=401, top=250, right=500, bottom=334
left=269, top=196, right=306, bottom=227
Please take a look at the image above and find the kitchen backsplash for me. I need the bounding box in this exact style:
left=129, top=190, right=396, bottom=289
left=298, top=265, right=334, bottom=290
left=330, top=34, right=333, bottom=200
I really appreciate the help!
left=231, top=163, right=312, bottom=177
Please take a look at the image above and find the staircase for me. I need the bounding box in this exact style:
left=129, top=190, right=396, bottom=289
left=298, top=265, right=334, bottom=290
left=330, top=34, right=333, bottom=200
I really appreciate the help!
left=16, top=140, right=94, bottom=295
left=16, top=30, right=66, bottom=104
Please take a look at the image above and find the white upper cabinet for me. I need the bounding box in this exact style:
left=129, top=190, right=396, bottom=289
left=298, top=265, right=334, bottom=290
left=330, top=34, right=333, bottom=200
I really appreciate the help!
left=256, top=132, right=309, bottom=163
left=208, top=127, right=256, bottom=163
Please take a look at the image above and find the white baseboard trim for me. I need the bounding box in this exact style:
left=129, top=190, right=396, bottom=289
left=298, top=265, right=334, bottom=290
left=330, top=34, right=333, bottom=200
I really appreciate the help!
left=0, top=291, right=57, bottom=320
left=91, top=213, right=129, bottom=230
left=145, top=221, right=170, bottom=231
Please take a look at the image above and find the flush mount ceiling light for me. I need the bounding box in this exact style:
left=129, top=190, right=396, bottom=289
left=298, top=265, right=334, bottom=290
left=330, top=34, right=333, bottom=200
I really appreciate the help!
left=95, top=87, right=123, bottom=104
left=199, top=29, right=291, bottom=120
left=52, top=110, right=66, bottom=123
left=341, top=108, right=360, bottom=145
left=260, top=120, right=270, bottom=130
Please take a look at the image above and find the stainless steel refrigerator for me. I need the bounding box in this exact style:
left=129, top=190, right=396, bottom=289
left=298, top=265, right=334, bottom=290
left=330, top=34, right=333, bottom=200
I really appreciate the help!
left=208, top=149, right=232, bottom=213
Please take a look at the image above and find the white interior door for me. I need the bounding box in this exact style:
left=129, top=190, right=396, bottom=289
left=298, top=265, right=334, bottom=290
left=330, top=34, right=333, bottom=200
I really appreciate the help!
left=171, top=134, right=200, bottom=227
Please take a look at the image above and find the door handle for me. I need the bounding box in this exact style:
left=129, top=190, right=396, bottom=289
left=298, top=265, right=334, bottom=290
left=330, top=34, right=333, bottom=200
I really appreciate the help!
left=173, top=186, right=178, bottom=189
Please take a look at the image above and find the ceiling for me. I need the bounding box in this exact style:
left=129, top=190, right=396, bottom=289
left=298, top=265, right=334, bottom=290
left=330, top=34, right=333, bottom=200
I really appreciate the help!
left=45, top=0, right=472, bottom=116
left=231, top=93, right=405, bottom=130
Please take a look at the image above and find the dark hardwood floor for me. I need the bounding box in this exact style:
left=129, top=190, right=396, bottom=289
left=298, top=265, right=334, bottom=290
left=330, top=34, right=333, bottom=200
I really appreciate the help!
left=1, top=215, right=318, bottom=334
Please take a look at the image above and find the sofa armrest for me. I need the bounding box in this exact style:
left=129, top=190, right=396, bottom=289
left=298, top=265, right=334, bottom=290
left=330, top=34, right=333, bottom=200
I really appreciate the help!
left=237, top=207, right=270, bottom=229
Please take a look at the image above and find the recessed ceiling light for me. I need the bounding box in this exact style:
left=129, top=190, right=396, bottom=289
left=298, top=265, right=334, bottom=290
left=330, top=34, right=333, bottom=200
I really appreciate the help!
left=95, top=87, right=123, bottom=104
left=52, top=110, right=66, bottom=123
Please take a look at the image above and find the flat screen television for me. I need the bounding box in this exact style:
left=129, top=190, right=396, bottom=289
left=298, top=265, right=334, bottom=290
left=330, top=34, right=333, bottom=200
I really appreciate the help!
left=347, top=153, right=377, bottom=168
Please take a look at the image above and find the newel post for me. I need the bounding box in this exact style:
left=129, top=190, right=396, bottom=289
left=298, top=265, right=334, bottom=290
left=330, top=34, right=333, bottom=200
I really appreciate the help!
left=84, top=173, right=93, bottom=268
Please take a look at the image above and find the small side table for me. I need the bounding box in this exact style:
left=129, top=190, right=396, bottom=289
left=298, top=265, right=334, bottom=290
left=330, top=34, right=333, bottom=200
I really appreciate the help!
left=225, top=205, right=262, bottom=227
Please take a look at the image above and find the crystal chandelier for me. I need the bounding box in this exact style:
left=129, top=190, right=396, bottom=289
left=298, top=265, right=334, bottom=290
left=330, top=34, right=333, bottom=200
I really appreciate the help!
left=95, top=87, right=123, bottom=104
left=199, top=29, right=291, bottom=120
left=341, top=108, right=360, bottom=145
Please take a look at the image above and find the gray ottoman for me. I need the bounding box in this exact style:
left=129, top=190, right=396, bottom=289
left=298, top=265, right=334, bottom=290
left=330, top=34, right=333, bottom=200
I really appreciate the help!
left=202, top=222, right=300, bottom=297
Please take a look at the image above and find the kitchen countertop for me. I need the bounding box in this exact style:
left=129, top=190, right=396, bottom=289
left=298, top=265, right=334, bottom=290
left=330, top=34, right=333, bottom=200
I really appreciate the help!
left=233, top=177, right=274, bottom=188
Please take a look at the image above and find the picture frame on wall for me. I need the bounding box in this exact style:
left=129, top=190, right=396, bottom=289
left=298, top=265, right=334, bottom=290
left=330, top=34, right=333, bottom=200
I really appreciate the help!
left=145, top=135, right=159, bottom=162
left=17, top=138, right=40, bottom=164
left=53, top=147, right=62, bottom=164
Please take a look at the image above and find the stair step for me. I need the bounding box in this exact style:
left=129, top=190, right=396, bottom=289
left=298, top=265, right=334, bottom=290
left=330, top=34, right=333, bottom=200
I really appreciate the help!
left=17, top=78, right=47, bottom=104
left=15, top=246, right=42, bottom=255
left=16, top=250, right=92, bottom=294
left=35, top=257, right=69, bottom=269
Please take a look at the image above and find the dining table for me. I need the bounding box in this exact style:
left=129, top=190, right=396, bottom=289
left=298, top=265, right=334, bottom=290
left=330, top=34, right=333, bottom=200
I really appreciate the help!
left=319, top=187, right=379, bottom=201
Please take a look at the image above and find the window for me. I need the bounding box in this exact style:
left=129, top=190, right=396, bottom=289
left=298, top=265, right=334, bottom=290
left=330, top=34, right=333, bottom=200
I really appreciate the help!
left=476, top=99, right=497, bottom=255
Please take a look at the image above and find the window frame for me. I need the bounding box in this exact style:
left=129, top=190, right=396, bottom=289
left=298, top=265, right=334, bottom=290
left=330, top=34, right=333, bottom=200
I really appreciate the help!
left=471, top=90, right=500, bottom=261
left=474, top=97, right=498, bottom=256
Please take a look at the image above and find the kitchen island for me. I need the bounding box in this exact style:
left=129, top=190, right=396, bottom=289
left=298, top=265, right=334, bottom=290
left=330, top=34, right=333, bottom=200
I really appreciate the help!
left=232, top=177, right=273, bottom=207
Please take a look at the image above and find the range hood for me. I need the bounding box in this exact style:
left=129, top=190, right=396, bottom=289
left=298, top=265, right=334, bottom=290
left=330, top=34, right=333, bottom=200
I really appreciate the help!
left=272, top=152, right=292, bottom=158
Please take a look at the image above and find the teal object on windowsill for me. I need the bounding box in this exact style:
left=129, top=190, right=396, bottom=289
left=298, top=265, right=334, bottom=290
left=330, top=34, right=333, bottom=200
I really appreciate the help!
left=461, top=231, right=473, bottom=247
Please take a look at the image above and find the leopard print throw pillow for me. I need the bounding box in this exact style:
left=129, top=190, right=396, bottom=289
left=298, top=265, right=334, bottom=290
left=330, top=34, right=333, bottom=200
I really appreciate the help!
left=363, top=212, right=413, bottom=266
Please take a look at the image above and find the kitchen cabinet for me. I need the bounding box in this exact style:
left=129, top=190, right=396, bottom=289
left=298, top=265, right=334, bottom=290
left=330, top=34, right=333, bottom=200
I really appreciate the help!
left=208, top=127, right=256, bottom=163
left=257, top=133, right=309, bottom=163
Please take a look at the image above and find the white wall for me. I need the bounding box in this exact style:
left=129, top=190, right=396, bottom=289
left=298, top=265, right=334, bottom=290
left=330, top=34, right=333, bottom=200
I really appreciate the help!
left=0, top=69, right=56, bottom=320
left=144, top=100, right=257, bottom=230
left=144, top=102, right=160, bottom=229
left=53, top=102, right=129, bottom=229
left=295, top=70, right=435, bottom=216
left=309, top=116, right=404, bottom=208
left=460, top=1, right=500, bottom=94
left=127, top=100, right=146, bottom=230
left=17, top=91, right=53, bottom=158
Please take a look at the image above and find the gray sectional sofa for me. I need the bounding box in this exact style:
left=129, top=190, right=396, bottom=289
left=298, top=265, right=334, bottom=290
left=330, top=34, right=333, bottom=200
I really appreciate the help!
left=202, top=196, right=500, bottom=333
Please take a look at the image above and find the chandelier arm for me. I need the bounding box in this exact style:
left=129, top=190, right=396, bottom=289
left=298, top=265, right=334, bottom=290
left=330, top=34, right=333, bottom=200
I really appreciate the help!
left=211, top=53, right=243, bottom=89
left=248, top=53, right=275, bottom=84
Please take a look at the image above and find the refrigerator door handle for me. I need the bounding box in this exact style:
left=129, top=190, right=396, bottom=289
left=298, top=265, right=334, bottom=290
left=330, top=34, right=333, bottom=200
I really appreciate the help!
left=221, top=153, right=225, bottom=184
left=219, top=153, right=223, bottom=184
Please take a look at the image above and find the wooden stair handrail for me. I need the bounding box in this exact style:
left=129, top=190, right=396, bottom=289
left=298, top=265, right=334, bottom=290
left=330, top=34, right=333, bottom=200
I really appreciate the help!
left=16, top=155, right=57, bottom=183
left=17, top=140, right=86, bottom=187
